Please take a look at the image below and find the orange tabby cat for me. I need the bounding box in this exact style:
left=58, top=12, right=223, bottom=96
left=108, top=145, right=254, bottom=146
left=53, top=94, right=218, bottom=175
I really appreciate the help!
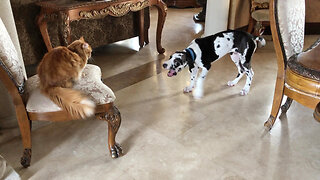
left=37, top=37, right=95, bottom=119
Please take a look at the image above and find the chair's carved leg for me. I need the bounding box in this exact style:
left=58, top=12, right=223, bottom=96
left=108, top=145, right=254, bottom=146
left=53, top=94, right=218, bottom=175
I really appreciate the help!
left=16, top=107, right=32, bottom=168
left=254, top=21, right=265, bottom=36
left=21, top=148, right=32, bottom=168
left=98, top=105, right=122, bottom=158
left=281, top=97, right=293, bottom=113
left=264, top=76, right=285, bottom=130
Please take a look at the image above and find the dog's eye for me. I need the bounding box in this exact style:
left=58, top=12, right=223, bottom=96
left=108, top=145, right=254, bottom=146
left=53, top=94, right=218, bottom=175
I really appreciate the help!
left=174, top=61, right=180, bottom=66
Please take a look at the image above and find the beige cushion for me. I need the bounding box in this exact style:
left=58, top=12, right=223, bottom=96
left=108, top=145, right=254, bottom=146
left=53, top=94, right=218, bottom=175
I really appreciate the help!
left=0, top=18, right=26, bottom=92
left=25, top=64, right=116, bottom=113
left=252, top=9, right=269, bottom=21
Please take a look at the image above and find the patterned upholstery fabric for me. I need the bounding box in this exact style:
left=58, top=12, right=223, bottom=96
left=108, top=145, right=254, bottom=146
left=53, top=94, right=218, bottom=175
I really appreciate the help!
left=0, top=18, right=26, bottom=92
left=276, top=0, right=305, bottom=62
left=26, top=64, right=115, bottom=113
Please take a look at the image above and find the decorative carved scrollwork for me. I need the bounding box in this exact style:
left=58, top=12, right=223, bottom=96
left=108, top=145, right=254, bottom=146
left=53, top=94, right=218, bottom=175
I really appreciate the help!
left=105, top=106, right=121, bottom=134
left=79, top=0, right=149, bottom=19
left=251, top=2, right=269, bottom=12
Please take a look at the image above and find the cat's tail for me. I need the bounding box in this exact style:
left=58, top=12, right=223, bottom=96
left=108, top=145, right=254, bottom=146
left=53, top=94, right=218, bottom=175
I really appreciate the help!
left=43, top=87, right=96, bottom=119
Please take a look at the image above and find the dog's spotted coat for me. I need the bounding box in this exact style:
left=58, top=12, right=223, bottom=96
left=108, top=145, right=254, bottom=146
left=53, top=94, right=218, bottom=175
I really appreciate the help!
left=163, top=30, right=266, bottom=99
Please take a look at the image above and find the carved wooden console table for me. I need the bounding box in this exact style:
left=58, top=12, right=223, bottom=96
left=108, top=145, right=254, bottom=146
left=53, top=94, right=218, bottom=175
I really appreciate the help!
left=36, top=0, right=167, bottom=54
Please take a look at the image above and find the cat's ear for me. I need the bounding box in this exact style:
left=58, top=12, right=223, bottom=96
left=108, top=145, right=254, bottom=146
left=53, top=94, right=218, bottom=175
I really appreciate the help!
left=82, top=43, right=89, bottom=49
left=79, top=36, right=85, bottom=41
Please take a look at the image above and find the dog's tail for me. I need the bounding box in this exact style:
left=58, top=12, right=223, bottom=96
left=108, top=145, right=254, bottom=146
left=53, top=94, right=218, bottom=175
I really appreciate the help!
left=255, top=36, right=266, bottom=48
left=42, top=87, right=95, bottom=119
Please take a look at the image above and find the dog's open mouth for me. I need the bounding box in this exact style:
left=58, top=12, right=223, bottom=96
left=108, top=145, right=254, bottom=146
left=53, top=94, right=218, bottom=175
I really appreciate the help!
left=167, top=69, right=177, bottom=77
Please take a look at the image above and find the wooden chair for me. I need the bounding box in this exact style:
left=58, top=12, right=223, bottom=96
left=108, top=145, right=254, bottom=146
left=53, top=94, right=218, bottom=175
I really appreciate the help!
left=264, top=0, right=320, bottom=130
left=247, top=0, right=269, bottom=36
left=314, top=102, right=320, bottom=122
left=0, top=19, right=122, bottom=168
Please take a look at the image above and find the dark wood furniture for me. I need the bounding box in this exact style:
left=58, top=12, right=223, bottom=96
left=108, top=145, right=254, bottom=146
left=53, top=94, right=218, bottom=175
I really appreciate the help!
left=36, top=0, right=167, bottom=54
left=314, top=102, right=320, bottom=122
left=264, top=0, right=320, bottom=130
left=164, top=0, right=199, bottom=8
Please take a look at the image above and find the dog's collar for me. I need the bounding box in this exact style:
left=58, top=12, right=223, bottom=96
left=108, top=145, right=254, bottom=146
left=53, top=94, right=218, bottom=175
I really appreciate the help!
left=185, top=48, right=195, bottom=62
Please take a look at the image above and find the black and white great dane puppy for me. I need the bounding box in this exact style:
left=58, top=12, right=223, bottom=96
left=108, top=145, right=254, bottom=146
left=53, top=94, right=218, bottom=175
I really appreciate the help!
left=163, top=30, right=265, bottom=99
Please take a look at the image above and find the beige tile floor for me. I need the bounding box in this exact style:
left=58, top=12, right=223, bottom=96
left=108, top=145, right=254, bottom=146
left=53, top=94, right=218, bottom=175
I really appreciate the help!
left=1, top=7, right=320, bottom=180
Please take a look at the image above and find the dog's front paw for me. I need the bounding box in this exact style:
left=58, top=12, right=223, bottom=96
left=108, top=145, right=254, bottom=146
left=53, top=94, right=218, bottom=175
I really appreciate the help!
left=193, top=89, right=203, bottom=99
left=183, top=86, right=193, bottom=93
left=227, top=81, right=236, bottom=87
left=240, top=88, right=249, bottom=96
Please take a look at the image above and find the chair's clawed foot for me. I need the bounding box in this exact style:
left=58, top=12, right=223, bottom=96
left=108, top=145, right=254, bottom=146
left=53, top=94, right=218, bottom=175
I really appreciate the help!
left=264, top=116, right=275, bottom=131
left=110, top=143, right=122, bottom=158
left=280, top=98, right=293, bottom=114
left=20, top=148, right=31, bottom=168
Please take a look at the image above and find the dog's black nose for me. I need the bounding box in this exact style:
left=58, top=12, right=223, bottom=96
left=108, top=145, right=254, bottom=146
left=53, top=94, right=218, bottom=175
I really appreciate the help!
left=163, top=63, right=167, bottom=68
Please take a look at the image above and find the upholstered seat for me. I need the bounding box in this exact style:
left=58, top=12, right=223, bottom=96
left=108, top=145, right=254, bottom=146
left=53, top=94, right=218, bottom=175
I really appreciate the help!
left=264, top=0, right=320, bottom=130
left=251, top=9, right=269, bottom=22
left=25, top=64, right=116, bottom=113
left=287, top=39, right=320, bottom=81
left=0, top=17, right=122, bottom=168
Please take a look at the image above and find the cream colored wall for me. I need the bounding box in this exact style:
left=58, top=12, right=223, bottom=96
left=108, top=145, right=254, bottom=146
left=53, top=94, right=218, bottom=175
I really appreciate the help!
left=204, top=0, right=231, bottom=36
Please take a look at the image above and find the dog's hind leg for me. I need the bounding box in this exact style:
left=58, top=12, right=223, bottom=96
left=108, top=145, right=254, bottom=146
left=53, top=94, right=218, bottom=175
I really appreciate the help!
left=184, top=66, right=198, bottom=93
left=240, top=68, right=254, bottom=96
left=240, top=42, right=256, bottom=96
left=193, top=67, right=209, bottom=99
left=228, top=53, right=244, bottom=87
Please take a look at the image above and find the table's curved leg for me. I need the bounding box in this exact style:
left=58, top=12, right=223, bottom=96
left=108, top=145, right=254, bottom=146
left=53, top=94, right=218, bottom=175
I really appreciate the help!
left=144, top=7, right=150, bottom=45
left=153, top=0, right=167, bottom=54
left=37, top=10, right=53, bottom=51
left=139, top=9, right=145, bottom=48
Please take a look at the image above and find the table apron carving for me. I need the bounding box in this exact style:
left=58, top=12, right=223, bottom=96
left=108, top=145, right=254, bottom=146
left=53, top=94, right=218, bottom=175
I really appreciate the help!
left=79, top=0, right=150, bottom=18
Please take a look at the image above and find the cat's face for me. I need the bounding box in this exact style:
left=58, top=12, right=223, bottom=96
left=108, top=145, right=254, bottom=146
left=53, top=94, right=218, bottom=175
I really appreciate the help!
left=68, top=37, right=92, bottom=60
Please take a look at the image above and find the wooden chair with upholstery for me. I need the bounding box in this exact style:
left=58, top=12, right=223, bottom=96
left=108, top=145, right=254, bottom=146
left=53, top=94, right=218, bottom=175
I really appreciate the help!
left=247, top=0, right=269, bottom=36
left=0, top=18, right=122, bottom=168
left=264, top=0, right=320, bottom=130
